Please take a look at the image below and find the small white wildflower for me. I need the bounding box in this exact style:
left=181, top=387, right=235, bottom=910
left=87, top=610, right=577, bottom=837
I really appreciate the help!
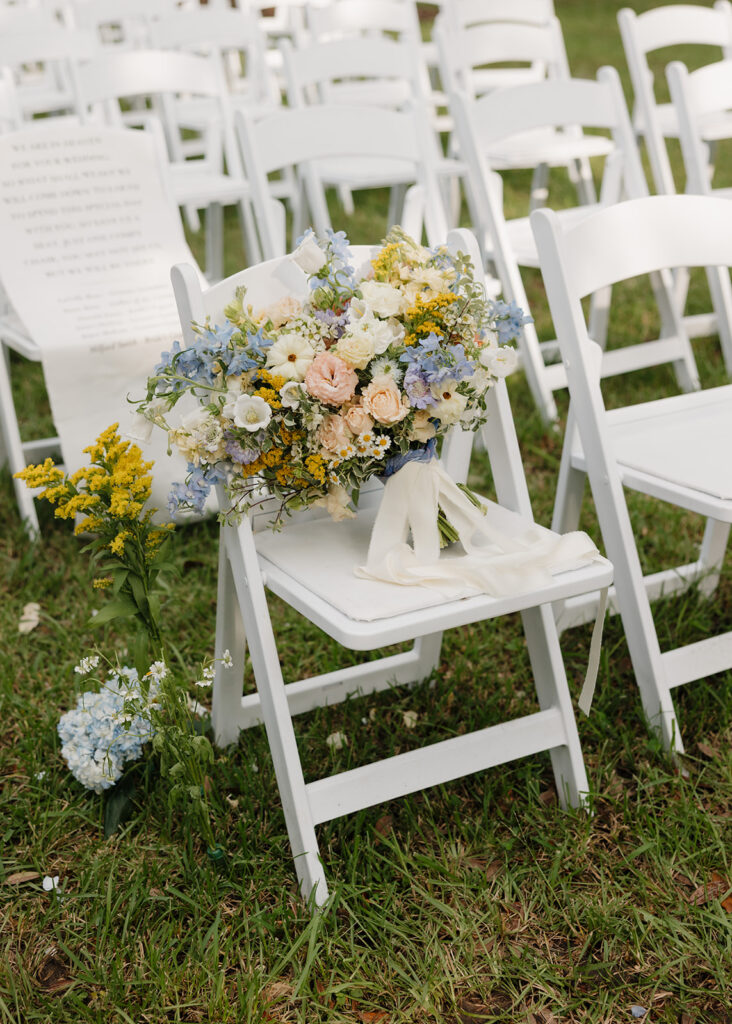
left=42, top=875, right=59, bottom=892
left=74, top=655, right=101, bottom=676
left=35, top=770, right=46, bottom=781
left=145, top=660, right=168, bottom=684
left=326, top=731, right=348, bottom=751
left=221, top=650, right=234, bottom=669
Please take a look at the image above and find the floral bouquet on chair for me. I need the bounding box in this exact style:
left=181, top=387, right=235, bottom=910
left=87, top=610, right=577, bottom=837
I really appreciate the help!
left=136, top=227, right=526, bottom=550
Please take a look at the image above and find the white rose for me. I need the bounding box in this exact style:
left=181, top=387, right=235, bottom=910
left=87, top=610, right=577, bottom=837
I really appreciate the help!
left=359, top=280, right=405, bottom=318
left=335, top=329, right=375, bottom=370
left=227, top=395, right=272, bottom=432
left=291, top=234, right=327, bottom=275
left=266, top=332, right=316, bottom=381
left=483, top=346, right=519, bottom=378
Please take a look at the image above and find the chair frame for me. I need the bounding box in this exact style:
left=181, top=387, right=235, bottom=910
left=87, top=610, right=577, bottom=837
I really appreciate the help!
left=170, top=229, right=613, bottom=904
left=451, top=66, right=700, bottom=424
left=667, top=57, right=732, bottom=376
left=532, top=194, right=732, bottom=752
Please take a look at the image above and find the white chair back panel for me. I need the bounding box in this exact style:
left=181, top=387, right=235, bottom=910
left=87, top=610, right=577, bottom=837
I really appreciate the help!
left=74, top=49, right=224, bottom=104
left=461, top=76, right=619, bottom=148
left=148, top=8, right=260, bottom=48
left=281, top=35, right=420, bottom=90
left=452, top=0, right=555, bottom=28
left=630, top=3, right=732, bottom=52
left=0, top=25, right=97, bottom=64
left=241, top=104, right=427, bottom=173
left=457, top=19, right=562, bottom=67
left=536, top=194, right=732, bottom=300
left=308, top=0, right=421, bottom=41
left=673, top=57, right=732, bottom=118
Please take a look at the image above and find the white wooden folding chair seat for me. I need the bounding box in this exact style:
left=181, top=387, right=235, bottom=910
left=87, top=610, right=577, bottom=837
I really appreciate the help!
left=618, top=2, right=732, bottom=199
left=70, top=47, right=258, bottom=278
left=452, top=68, right=701, bottom=424
left=235, top=103, right=449, bottom=258
left=667, top=58, right=732, bottom=375
left=170, top=230, right=613, bottom=904
left=532, top=194, right=732, bottom=753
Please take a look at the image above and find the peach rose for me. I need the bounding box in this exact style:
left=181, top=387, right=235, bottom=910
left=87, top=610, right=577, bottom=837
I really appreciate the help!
left=318, top=414, right=352, bottom=453
left=344, top=402, right=374, bottom=435
left=361, top=374, right=409, bottom=425
left=304, top=351, right=358, bottom=406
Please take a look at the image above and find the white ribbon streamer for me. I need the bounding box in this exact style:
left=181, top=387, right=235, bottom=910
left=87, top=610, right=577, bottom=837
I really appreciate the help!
left=356, top=460, right=607, bottom=711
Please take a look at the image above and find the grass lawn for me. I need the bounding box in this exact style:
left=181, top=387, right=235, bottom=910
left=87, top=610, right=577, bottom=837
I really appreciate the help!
left=2, top=2, right=732, bottom=1021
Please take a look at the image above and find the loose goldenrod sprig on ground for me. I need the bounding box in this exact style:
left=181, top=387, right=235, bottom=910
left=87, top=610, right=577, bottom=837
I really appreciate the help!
left=15, top=424, right=175, bottom=670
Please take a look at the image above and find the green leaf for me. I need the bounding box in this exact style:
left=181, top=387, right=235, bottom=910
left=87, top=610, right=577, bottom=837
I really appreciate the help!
left=129, top=573, right=148, bottom=616
left=90, top=597, right=138, bottom=627
left=111, top=568, right=129, bottom=596
left=133, top=630, right=150, bottom=678
left=104, top=779, right=135, bottom=838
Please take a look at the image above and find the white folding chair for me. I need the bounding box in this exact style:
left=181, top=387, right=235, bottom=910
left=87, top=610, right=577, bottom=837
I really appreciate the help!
left=667, top=57, right=732, bottom=376
left=451, top=67, right=700, bottom=425
left=0, top=21, right=96, bottom=118
left=618, top=2, right=732, bottom=199
left=435, top=14, right=612, bottom=225
left=279, top=36, right=451, bottom=235
left=533, top=194, right=732, bottom=754
left=70, top=47, right=258, bottom=279
left=234, top=102, right=447, bottom=260
left=438, top=0, right=556, bottom=94
left=170, top=227, right=613, bottom=903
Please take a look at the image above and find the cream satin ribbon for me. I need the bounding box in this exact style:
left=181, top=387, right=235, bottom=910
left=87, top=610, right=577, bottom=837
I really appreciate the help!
left=356, top=460, right=608, bottom=714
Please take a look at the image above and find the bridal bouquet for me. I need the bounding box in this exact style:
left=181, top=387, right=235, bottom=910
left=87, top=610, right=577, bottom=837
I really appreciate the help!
left=137, top=227, right=527, bottom=528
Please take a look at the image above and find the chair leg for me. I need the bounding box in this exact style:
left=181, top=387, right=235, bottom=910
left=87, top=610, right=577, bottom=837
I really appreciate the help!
left=410, top=631, right=443, bottom=685
left=0, top=343, right=39, bottom=537
left=521, top=603, right=589, bottom=809
left=204, top=202, right=224, bottom=283
left=226, top=524, right=328, bottom=904
left=212, top=542, right=247, bottom=748
left=387, top=183, right=408, bottom=228
left=337, top=185, right=355, bottom=216
left=529, top=162, right=549, bottom=211
left=518, top=318, right=560, bottom=425
left=697, top=517, right=731, bottom=599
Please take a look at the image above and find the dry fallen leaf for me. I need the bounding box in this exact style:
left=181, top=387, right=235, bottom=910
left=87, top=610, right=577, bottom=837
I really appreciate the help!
left=35, top=948, right=74, bottom=994
left=402, top=710, right=419, bottom=729
left=689, top=871, right=729, bottom=906
left=358, top=1012, right=389, bottom=1023
left=6, top=871, right=40, bottom=885
left=18, top=602, right=41, bottom=634
left=326, top=731, right=347, bottom=751
left=696, top=741, right=717, bottom=759
left=538, top=788, right=556, bottom=806
left=456, top=993, right=492, bottom=1023
left=374, top=814, right=393, bottom=838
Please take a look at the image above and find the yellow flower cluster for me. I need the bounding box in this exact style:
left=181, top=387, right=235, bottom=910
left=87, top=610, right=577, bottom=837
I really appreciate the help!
left=371, top=242, right=404, bottom=284
left=15, top=424, right=172, bottom=561
left=253, top=385, right=281, bottom=410
left=305, top=453, right=326, bottom=484
left=404, top=292, right=458, bottom=347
